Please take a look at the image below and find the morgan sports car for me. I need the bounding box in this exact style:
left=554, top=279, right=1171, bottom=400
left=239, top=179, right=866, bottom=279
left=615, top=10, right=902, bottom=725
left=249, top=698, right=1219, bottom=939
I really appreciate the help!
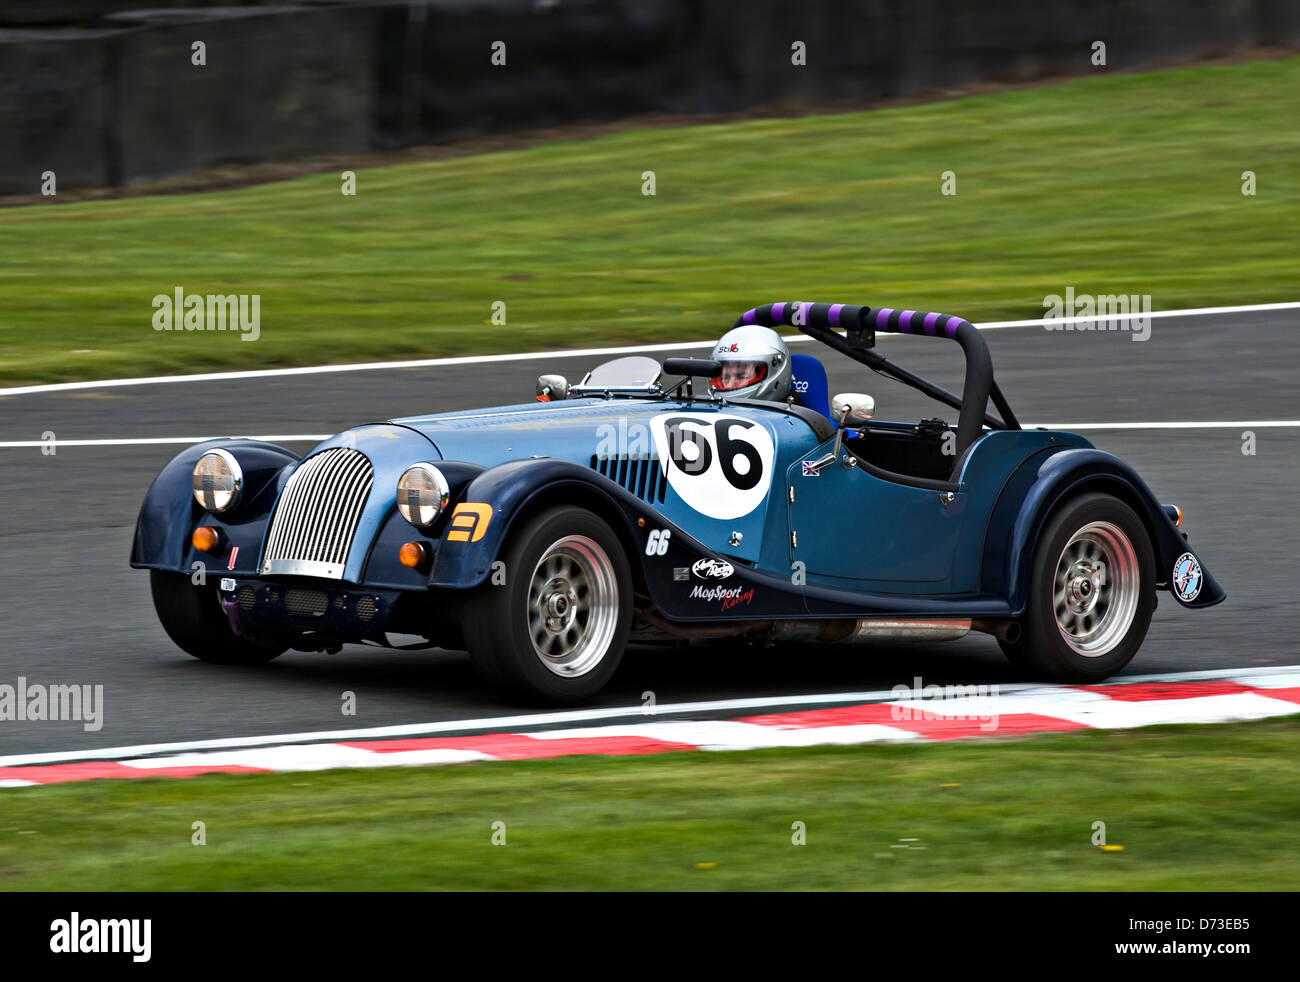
left=131, top=301, right=1225, bottom=703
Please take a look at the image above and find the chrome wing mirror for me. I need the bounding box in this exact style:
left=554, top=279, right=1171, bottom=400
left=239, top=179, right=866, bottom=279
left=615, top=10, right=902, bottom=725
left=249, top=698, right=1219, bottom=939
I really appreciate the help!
left=807, top=393, right=874, bottom=472
left=830, top=392, right=875, bottom=426
left=536, top=374, right=569, bottom=401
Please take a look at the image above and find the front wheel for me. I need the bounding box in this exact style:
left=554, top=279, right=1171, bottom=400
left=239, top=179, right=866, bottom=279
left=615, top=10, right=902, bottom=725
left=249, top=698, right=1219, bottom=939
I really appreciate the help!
left=999, top=492, right=1155, bottom=681
left=463, top=506, right=632, bottom=703
left=150, top=569, right=287, bottom=664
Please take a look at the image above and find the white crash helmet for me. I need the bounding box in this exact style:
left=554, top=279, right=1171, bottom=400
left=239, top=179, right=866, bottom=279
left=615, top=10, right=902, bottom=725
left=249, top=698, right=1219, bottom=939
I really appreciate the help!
left=709, top=325, right=791, bottom=402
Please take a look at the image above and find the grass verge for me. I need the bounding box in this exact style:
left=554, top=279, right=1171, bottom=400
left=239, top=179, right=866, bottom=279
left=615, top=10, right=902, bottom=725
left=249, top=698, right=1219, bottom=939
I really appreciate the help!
left=3, top=716, right=1299, bottom=890
left=0, top=57, right=1297, bottom=386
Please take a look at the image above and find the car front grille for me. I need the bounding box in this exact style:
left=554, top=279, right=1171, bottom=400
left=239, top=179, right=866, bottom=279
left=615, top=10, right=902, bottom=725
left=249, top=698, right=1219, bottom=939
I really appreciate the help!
left=260, top=448, right=373, bottom=579
left=285, top=588, right=328, bottom=617
left=590, top=453, right=669, bottom=504
left=356, top=595, right=377, bottom=622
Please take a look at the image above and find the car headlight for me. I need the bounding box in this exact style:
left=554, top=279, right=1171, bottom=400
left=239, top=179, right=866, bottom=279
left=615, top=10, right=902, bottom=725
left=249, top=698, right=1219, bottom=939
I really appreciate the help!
left=192, top=449, right=243, bottom=513
left=397, top=464, right=450, bottom=528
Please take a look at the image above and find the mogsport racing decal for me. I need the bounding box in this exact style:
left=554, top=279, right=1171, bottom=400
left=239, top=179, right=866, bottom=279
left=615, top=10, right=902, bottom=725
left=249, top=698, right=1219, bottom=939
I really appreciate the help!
left=690, top=583, right=755, bottom=612
left=651, top=413, right=775, bottom=520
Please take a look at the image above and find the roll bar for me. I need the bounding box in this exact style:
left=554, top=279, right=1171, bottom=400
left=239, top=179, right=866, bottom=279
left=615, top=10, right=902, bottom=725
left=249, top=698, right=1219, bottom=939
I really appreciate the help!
left=732, top=302, right=1020, bottom=456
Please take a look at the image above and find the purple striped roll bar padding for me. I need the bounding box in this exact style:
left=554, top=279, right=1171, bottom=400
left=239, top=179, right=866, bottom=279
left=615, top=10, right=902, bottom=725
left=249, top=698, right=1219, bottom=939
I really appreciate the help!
left=730, top=301, right=993, bottom=458
left=874, top=306, right=969, bottom=340
left=733, top=302, right=972, bottom=340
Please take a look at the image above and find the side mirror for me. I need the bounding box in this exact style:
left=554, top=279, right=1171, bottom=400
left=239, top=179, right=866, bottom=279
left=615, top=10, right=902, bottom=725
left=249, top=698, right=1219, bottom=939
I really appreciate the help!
left=805, top=393, right=875, bottom=474
left=831, top=392, right=874, bottom=426
left=662, top=357, right=722, bottom=379
left=536, top=374, right=568, bottom=402
left=661, top=357, right=722, bottom=399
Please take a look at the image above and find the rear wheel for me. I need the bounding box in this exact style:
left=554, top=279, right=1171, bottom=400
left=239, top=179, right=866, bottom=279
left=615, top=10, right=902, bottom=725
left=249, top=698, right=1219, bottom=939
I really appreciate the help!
left=150, top=570, right=287, bottom=664
left=463, top=506, right=632, bottom=703
left=999, top=492, right=1154, bottom=681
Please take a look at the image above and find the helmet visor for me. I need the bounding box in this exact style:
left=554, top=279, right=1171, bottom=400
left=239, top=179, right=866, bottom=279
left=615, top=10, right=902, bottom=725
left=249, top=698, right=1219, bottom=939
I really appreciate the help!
left=711, top=361, right=768, bottom=392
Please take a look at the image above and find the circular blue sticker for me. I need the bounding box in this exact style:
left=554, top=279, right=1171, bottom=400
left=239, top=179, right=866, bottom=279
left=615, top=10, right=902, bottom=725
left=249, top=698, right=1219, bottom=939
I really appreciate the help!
left=1173, top=552, right=1202, bottom=602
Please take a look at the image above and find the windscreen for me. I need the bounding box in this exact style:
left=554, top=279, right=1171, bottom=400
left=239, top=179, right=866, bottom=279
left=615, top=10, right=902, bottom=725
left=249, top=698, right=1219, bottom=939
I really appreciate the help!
left=578, top=355, right=662, bottom=390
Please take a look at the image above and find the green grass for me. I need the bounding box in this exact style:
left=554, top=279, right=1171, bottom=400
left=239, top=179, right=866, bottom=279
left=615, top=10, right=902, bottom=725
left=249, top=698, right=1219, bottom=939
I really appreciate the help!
left=3, top=717, right=1300, bottom=890
left=1, top=57, right=1297, bottom=386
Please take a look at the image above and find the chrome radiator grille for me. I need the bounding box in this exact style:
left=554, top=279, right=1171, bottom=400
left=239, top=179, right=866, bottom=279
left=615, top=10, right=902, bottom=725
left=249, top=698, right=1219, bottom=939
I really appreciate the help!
left=260, top=448, right=373, bottom=579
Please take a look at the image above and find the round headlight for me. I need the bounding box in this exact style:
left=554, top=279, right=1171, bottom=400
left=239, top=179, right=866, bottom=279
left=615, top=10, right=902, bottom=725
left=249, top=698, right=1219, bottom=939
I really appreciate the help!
left=397, top=464, right=450, bottom=528
left=192, top=449, right=243, bottom=513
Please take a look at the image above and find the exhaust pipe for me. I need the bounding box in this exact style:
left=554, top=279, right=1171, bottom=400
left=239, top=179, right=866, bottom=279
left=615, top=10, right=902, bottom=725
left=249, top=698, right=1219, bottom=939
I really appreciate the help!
left=772, top=618, right=970, bottom=643
left=632, top=612, right=1005, bottom=645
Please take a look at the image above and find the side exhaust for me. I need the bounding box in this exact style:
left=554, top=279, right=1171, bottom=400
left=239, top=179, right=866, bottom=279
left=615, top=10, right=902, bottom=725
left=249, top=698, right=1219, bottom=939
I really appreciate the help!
left=771, top=618, right=971, bottom=643
left=633, top=611, right=1020, bottom=645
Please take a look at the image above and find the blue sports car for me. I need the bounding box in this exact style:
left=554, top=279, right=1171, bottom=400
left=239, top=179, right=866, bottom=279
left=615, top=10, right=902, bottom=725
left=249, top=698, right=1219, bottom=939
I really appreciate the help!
left=131, top=301, right=1224, bottom=702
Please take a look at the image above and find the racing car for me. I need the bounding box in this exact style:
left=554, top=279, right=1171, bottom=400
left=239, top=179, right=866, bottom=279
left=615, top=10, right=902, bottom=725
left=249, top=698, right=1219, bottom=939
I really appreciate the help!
left=131, top=301, right=1224, bottom=702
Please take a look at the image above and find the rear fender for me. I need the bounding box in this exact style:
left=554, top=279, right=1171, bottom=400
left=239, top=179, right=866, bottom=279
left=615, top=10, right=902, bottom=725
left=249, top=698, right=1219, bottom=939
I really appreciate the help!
left=987, top=447, right=1225, bottom=612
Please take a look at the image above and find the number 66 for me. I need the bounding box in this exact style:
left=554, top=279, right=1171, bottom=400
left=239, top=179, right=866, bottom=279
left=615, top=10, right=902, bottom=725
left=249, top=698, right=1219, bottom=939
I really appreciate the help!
left=645, top=529, right=671, bottom=556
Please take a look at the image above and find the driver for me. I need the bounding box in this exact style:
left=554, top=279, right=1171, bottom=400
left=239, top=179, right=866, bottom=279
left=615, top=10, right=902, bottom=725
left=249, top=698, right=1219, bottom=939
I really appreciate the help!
left=709, top=325, right=792, bottom=402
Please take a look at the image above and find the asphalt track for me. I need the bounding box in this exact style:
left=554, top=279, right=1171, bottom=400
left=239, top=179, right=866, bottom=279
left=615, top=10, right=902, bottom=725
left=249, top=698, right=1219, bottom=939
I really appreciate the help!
left=0, top=308, right=1296, bottom=756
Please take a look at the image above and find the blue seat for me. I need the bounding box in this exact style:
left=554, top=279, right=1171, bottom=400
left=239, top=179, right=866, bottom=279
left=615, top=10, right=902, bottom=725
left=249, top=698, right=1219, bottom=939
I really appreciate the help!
left=790, top=352, right=832, bottom=422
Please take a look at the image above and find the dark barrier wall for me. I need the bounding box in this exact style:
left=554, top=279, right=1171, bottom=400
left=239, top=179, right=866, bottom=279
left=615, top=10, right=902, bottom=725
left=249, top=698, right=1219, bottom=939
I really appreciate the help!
left=113, top=7, right=378, bottom=180
left=408, top=0, right=695, bottom=139
left=0, top=27, right=124, bottom=190
left=2, top=0, right=1298, bottom=193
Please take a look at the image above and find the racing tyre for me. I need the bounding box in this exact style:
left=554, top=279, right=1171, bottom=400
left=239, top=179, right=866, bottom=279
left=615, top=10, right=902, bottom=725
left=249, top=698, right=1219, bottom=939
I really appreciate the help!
left=463, top=506, right=632, bottom=704
left=150, top=570, right=287, bottom=664
left=999, top=492, right=1154, bottom=681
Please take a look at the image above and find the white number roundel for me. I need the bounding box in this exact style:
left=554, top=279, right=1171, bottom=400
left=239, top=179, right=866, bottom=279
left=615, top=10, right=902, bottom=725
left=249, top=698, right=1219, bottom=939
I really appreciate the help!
left=651, top=413, right=775, bottom=520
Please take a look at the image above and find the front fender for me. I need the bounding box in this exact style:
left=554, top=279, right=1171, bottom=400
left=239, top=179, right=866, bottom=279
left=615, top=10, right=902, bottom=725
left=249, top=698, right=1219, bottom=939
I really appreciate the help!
left=130, top=439, right=300, bottom=573
left=428, top=459, right=639, bottom=589
left=986, top=447, right=1226, bottom=613
left=359, top=461, right=484, bottom=588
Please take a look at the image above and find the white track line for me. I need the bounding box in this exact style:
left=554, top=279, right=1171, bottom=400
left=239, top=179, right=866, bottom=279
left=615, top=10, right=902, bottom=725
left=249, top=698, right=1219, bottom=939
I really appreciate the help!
left=1028, top=420, right=1300, bottom=431
left=4, top=665, right=1298, bottom=769
left=3, top=420, right=1297, bottom=450
left=0, top=300, right=1295, bottom=399
left=0, top=435, right=331, bottom=448
left=971, top=300, right=1298, bottom=328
